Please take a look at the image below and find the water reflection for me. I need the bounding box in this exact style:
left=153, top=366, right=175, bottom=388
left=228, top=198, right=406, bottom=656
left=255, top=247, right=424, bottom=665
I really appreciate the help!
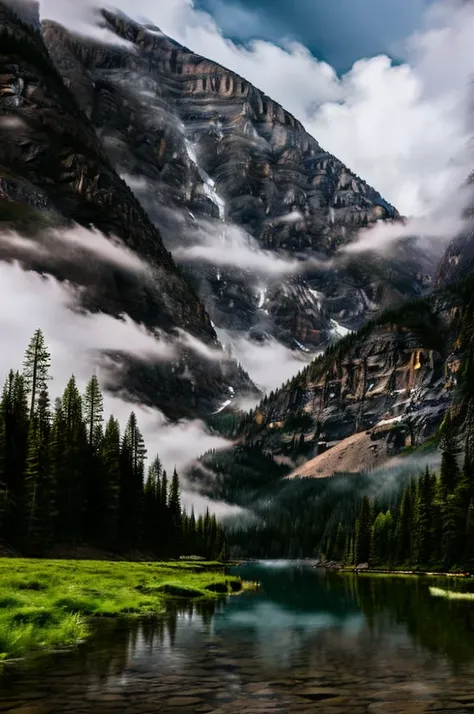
left=2, top=565, right=474, bottom=712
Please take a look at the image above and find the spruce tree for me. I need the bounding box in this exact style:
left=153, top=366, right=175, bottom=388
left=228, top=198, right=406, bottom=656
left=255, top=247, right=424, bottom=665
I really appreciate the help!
left=23, top=329, right=51, bottom=420
left=83, top=376, right=105, bottom=542
left=355, top=496, right=371, bottom=564
left=119, top=413, right=146, bottom=549
left=439, top=410, right=460, bottom=500
left=144, top=456, right=163, bottom=552
left=413, top=468, right=432, bottom=565
left=83, top=376, right=104, bottom=449
left=160, top=469, right=170, bottom=554
left=370, top=512, right=388, bottom=566
left=1, top=371, right=29, bottom=543
left=55, top=376, right=87, bottom=542
left=143, top=471, right=156, bottom=551
left=395, top=486, right=412, bottom=564
left=23, top=387, right=53, bottom=552
left=169, top=468, right=183, bottom=557
left=99, top=416, right=121, bottom=548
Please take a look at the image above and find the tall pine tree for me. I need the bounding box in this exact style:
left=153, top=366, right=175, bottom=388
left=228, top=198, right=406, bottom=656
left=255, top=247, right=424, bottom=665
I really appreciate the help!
left=54, top=377, right=87, bottom=542
left=119, top=413, right=146, bottom=549
left=23, top=387, right=54, bottom=552
left=83, top=376, right=104, bottom=542
left=23, top=329, right=51, bottom=420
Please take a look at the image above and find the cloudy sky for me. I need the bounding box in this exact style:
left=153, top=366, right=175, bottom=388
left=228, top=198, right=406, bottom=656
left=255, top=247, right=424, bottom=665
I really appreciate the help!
left=195, top=0, right=433, bottom=73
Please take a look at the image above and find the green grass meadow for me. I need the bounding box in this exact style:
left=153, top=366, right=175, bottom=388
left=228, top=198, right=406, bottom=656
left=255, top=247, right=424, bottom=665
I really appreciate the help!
left=0, top=559, right=242, bottom=661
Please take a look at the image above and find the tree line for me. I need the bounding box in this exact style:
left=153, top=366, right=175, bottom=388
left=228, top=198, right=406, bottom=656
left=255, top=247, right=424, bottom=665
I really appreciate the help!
left=321, top=410, right=474, bottom=570
left=0, top=329, right=228, bottom=560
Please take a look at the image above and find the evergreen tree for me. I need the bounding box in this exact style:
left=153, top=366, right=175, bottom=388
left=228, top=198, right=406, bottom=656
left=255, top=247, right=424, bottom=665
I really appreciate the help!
left=169, top=468, right=183, bottom=556
left=148, top=456, right=163, bottom=552
left=370, top=511, right=392, bottom=566
left=439, top=410, right=460, bottom=500
left=55, top=376, right=87, bottom=542
left=395, top=486, right=412, bottom=564
left=143, top=464, right=159, bottom=551
left=413, top=468, right=433, bottom=565
left=160, top=469, right=170, bottom=553
left=23, top=329, right=51, bottom=419
left=119, top=413, right=146, bottom=549
left=83, top=376, right=104, bottom=542
left=83, top=376, right=104, bottom=449
left=23, top=387, right=53, bottom=552
left=355, top=496, right=371, bottom=564
left=0, top=371, right=29, bottom=543
left=99, top=416, right=121, bottom=548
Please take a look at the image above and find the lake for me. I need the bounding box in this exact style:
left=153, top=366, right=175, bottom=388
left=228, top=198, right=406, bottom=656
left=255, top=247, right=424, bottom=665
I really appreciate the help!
left=2, top=562, right=474, bottom=712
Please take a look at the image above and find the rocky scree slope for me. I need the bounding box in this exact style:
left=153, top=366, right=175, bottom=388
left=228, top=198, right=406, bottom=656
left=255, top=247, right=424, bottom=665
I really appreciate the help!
left=0, top=0, right=254, bottom=419
left=42, top=11, right=432, bottom=356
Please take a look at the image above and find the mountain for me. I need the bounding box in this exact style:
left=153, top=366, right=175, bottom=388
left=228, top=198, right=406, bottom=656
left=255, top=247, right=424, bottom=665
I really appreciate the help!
left=189, top=274, right=469, bottom=509
left=40, top=10, right=432, bottom=361
left=0, top=0, right=255, bottom=419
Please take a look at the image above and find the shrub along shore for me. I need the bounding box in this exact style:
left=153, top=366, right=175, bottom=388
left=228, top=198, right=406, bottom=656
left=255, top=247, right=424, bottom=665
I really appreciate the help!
left=0, top=558, right=243, bottom=661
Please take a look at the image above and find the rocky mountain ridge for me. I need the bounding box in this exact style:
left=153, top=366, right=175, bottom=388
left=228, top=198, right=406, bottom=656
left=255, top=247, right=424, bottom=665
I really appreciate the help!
left=41, top=10, right=432, bottom=358
left=0, top=0, right=455, bottom=436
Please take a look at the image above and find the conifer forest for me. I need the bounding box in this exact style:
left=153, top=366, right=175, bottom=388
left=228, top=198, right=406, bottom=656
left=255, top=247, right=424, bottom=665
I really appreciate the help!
left=0, top=329, right=228, bottom=561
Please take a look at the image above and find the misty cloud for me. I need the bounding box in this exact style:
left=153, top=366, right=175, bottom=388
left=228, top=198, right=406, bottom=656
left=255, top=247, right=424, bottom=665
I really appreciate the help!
left=174, top=220, right=300, bottom=276
left=0, top=224, right=150, bottom=273
left=0, top=262, right=176, bottom=392
left=216, top=327, right=314, bottom=392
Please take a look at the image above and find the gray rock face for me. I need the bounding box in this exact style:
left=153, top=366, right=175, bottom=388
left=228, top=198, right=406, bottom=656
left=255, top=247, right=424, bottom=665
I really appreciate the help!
left=240, top=295, right=459, bottom=464
left=42, top=11, right=432, bottom=355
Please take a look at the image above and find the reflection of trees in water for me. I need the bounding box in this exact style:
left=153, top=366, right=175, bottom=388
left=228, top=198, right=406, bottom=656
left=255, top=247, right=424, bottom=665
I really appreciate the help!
left=2, top=600, right=224, bottom=701
left=127, top=599, right=220, bottom=651
left=352, top=575, right=474, bottom=666
left=68, top=601, right=221, bottom=678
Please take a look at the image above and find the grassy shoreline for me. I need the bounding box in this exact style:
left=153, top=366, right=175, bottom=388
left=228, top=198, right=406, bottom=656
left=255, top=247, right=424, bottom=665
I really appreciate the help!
left=0, top=558, right=243, bottom=662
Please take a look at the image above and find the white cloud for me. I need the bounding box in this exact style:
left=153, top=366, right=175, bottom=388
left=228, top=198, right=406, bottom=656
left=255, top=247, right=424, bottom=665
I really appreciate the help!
left=0, top=262, right=176, bottom=393
left=216, top=328, right=314, bottom=392
left=50, top=225, right=150, bottom=272
left=39, top=0, right=474, bottom=223
left=174, top=327, right=225, bottom=362
left=0, top=225, right=149, bottom=273
left=174, top=220, right=300, bottom=276
left=101, top=395, right=231, bottom=472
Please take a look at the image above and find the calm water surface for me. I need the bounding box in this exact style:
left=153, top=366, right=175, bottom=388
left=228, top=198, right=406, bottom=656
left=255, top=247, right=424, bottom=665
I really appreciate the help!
left=2, top=562, right=474, bottom=713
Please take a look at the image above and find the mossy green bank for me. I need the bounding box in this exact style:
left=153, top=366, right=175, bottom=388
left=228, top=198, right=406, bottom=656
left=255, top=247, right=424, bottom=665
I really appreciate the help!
left=0, top=558, right=242, bottom=661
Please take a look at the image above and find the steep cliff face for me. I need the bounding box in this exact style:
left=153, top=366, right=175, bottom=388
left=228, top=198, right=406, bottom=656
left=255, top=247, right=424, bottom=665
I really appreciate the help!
left=242, top=296, right=459, bottom=462
left=437, top=229, right=474, bottom=287
left=0, top=0, right=254, bottom=418
left=41, top=12, right=431, bottom=354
